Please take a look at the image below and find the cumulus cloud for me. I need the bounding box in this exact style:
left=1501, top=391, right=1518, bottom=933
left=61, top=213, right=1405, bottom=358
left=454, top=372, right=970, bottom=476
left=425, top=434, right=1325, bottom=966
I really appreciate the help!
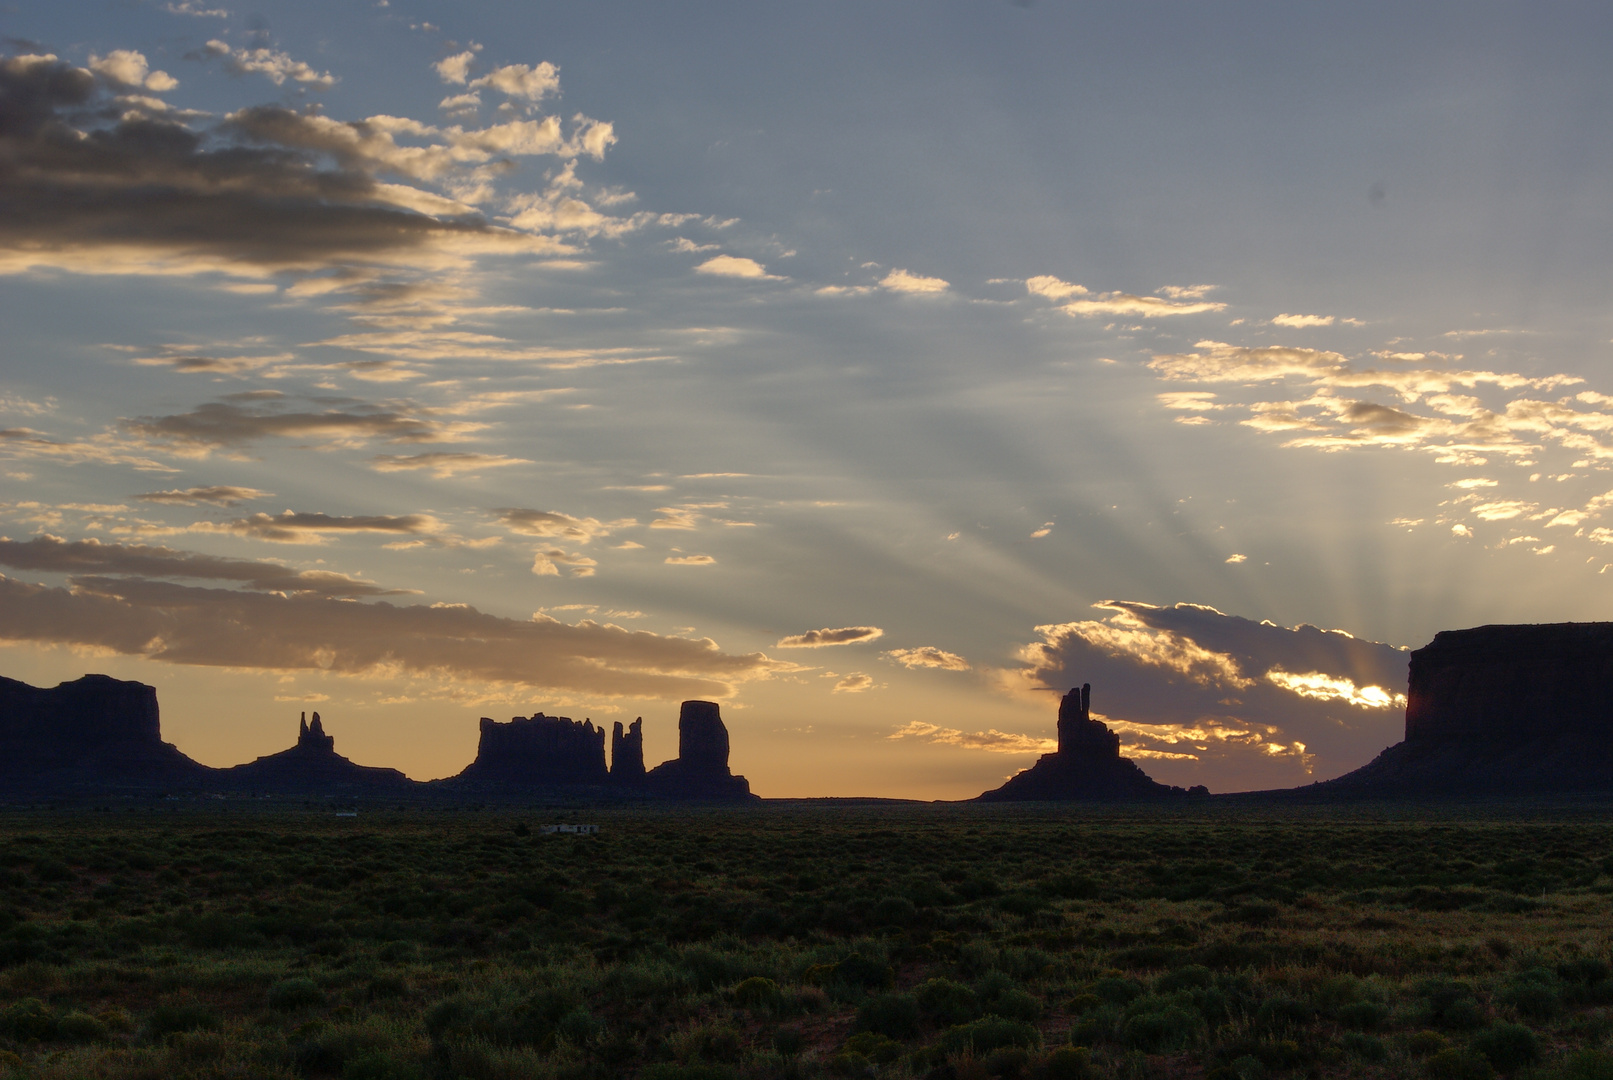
left=665, top=554, right=716, bottom=565
left=1025, top=275, right=1088, bottom=300
left=135, top=485, right=270, bottom=506
left=1011, top=601, right=1409, bottom=791
left=694, top=255, right=783, bottom=280
left=885, top=646, right=970, bottom=671
left=888, top=720, right=1054, bottom=754
left=777, top=626, right=884, bottom=648
left=469, top=62, right=560, bottom=101
left=1271, top=313, right=1335, bottom=328
left=191, top=510, right=441, bottom=544
left=0, top=52, right=588, bottom=289
left=833, top=673, right=874, bottom=693
left=88, top=50, right=177, bottom=91
left=0, top=573, right=790, bottom=698
left=204, top=40, right=336, bottom=87
left=0, top=535, right=406, bottom=597
left=435, top=51, right=476, bottom=84
left=880, top=268, right=949, bottom=294
left=495, top=508, right=634, bottom=543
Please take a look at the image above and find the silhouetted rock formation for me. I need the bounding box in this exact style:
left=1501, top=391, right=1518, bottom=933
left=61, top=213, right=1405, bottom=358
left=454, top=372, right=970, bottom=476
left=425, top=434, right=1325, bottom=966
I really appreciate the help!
left=0, top=674, right=210, bottom=794
left=1317, top=623, right=1613, bottom=796
left=440, top=712, right=610, bottom=792
left=976, top=684, right=1191, bottom=801
left=611, top=718, right=645, bottom=783
left=644, top=700, right=755, bottom=800
left=217, top=711, right=412, bottom=795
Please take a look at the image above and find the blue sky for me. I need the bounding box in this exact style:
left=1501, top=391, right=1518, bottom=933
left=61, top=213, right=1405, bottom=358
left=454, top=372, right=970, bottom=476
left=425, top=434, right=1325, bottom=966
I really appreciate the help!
left=2, top=1, right=1611, bottom=796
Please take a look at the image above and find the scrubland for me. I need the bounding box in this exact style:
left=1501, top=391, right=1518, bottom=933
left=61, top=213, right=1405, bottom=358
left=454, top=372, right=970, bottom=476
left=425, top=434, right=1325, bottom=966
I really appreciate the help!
left=3, top=803, right=1613, bottom=1079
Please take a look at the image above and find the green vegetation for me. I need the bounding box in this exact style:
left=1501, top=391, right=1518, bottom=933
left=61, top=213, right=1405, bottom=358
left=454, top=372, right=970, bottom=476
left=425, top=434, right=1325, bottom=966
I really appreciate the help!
left=2, top=805, right=1613, bottom=1077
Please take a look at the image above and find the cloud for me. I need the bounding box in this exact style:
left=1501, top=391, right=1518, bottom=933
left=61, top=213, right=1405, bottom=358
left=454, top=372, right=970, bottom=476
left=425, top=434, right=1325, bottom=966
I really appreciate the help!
left=1058, top=294, right=1226, bottom=317
left=123, top=395, right=477, bottom=454
left=833, top=673, right=874, bottom=693
left=0, top=535, right=406, bottom=597
left=191, top=510, right=441, bottom=544
left=665, top=554, right=716, bottom=565
left=1150, top=341, right=1349, bottom=382
left=880, top=268, right=949, bottom=294
left=0, top=574, right=790, bottom=698
left=0, top=427, right=178, bottom=472
left=88, top=50, right=177, bottom=91
left=1031, top=523, right=1054, bottom=539
left=1025, top=275, right=1088, bottom=300
left=165, top=1, right=229, bottom=15
left=531, top=547, right=597, bottom=577
left=0, top=53, right=578, bottom=287
left=469, top=62, right=560, bottom=101
left=435, top=51, right=477, bottom=84
left=1225, top=553, right=1247, bottom=563
left=1271, top=313, right=1335, bottom=328
left=888, top=720, right=1053, bottom=755
left=777, top=626, right=884, bottom=648
left=135, top=485, right=270, bottom=506
left=885, top=646, right=970, bottom=671
left=1011, top=600, right=1409, bottom=791
left=495, top=508, right=634, bottom=543
left=694, top=255, right=783, bottom=280
left=204, top=40, right=336, bottom=87
left=370, top=452, right=528, bottom=477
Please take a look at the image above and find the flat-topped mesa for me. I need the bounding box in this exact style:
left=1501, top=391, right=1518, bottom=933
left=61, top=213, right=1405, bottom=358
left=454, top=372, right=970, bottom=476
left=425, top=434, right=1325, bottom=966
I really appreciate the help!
left=610, top=718, right=646, bottom=783
left=1317, top=622, right=1613, bottom=796
left=644, top=700, right=755, bottom=800
left=0, top=673, right=211, bottom=792
left=976, top=683, right=1189, bottom=802
left=217, top=711, right=411, bottom=794
left=447, top=712, right=610, bottom=790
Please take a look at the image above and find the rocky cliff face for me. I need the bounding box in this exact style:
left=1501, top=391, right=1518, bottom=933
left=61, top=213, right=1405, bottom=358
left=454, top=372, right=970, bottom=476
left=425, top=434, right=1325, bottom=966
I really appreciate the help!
left=0, top=674, right=211, bottom=793
left=1318, top=622, right=1613, bottom=796
left=643, top=700, right=754, bottom=800
left=442, top=712, right=611, bottom=791
left=977, top=685, right=1194, bottom=802
left=610, top=718, right=645, bottom=782
left=216, top=711, right=412, bottom=795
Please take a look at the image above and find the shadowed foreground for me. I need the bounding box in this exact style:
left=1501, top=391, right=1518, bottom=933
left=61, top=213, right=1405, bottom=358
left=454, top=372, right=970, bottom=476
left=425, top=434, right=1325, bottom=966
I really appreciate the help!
left=2, top=806, right=1613, bottom=1079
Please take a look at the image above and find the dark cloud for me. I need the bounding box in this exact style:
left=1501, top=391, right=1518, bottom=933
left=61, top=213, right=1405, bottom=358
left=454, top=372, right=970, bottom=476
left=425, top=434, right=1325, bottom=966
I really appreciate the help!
left=0, top=53, right=542, bottom=277
left=135, top=485, right=269, bottom=506
left=0, top=535, right=405, bottom=597
left=0, top=573, right=789, bottom=698
left=122, top=394, right=467, bottom=452
left=194, top=510, right=440, bottom=543
left=1014, top=601, right=1409, bottom=792
left=777, top=626, right=884, bottom=648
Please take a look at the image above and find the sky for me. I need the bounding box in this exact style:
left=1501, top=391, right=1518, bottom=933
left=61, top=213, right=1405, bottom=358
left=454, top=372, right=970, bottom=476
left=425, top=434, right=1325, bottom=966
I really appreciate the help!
left=2, top=1, right=1612, bottom=798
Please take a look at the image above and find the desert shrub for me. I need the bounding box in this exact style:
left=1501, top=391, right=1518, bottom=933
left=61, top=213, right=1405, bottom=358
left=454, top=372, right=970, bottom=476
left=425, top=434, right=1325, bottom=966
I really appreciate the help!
left=1253, top=995, right=1313, bottom=1034
left=0, top=998, right=55, bottom=1041
left=734, top=976, right=783, bottom=1010
left=1499, top=971, right=1563, bottom=1020
left=1122, top=1003, right=1200, bottom=1052
left=1473, top=1022, right=1541, bottom=1073
left=366, top=974, right=408, bottom=1000
left=1414, top=979, right=1487, bottom=1030
left=870, top=896, right=917, bottom=928
left=1089, top=977, right=1144, bottom=1006
left=1341, top=1032, right=1387, bottom=1061
left=1409, top=1031, right=1453, bottom=1056
left=1424, top=1046, right=1496, bottom=1080
left=1337, top=1000, right=1389, bottom=1030
left=1547, top=1050, right=1613, bottom=1080
left=142, top=1003, right=219, bottom=1041
left=854, top=993, right=920, bottom=1040
left=340, top=1048, right=424, bottom=1080
left=1039, top=1046, right=1095, bottom=1079
left=681, top=946, right=753, bottom=991
left=773, top=1027, right=805, bottom=1057
left=269, top=976, right=327, bottom=1010
left=640, top=1063, right=739, bottom=1080
left=843, top=1031, right=903, bottom=1064
left=54, top=1011, right=106, bottom=1044
left=937, top=1016, right=1041, bottom=1054
left=831, top=952, right=893, bottom=990
left=1156, top=965, right=1213, bottom=993
left=558, top=1008, right=604, bottom=1045
left=919, top=978, right=982, bottom=1025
